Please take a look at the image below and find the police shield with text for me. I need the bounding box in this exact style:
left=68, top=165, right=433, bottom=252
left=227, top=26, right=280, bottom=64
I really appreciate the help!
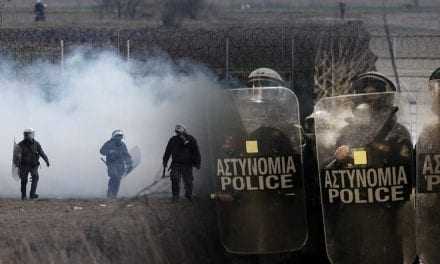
left=314, top=72, right=415, bottom=263
left=416, top=67, right=440, bottom=263
left=208, top=68, right=308, bottom=254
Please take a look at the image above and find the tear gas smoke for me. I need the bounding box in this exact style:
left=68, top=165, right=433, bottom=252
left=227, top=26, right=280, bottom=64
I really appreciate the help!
left=314, top=107, right=352, bottom=149
left=0, top=50, right=219, bottom=198
left=314, top=92, right=416, bottom=153
left=417, top=80, right=439, bottom=135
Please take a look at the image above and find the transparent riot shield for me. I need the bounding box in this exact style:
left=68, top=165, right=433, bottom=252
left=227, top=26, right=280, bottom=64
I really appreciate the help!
left=416, top=81, right=440, bottom=263
left=207, top=87, right=308, bottom=254
left=314, top=92, right=416, bottom=264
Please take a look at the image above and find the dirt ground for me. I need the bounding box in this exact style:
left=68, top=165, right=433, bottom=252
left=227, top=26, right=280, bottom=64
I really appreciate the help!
left=0, top=195, right=332, bottom=263
left=0, top=197, right=226, bottom=264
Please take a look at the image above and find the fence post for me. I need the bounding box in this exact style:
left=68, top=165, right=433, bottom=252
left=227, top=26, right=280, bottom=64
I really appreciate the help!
left=225, top=37, right=229, bottom=80
left=291, top=37, right=295, bottom=89
left=330, top=38, right=335, bottom=96
left=127, top=40, right=130, bottom=60
left=117, top=31, right=120, bottom=53
left=60, top=40, right=64, bottom=71
left=282, top=25, right=285, bottom=59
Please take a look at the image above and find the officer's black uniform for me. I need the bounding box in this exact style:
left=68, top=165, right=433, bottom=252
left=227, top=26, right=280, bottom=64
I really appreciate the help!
left=415, top=67, right=440, bottom=264
left=34, top=2, right=46, bottom=21
left=100, top=138, right=132, bottom=198
left=326, top=108, right=412, bottom=263
left=339, top=2, right=346, bottom=19
left=15, top=138, right=49, bottom=200
left=321, top=71, right=414, bottom=263
left=163, top=133, right=201, bottom=201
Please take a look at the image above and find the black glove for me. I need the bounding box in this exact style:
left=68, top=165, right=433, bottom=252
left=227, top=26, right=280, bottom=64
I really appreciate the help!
left=45, top=160, right=50, bottom=167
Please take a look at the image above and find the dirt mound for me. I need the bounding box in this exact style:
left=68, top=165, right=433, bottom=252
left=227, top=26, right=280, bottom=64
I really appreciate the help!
left=0, top=197, right=226, bottom=264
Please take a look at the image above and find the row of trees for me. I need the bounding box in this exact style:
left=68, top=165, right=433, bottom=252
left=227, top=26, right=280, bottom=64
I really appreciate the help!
left=95, top=0, right=153, bottom=19
left=94, top=0, right=206, bottom=26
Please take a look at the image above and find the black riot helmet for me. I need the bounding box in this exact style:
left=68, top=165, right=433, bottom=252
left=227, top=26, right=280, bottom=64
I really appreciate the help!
left=351, top=71, right=397, bottom=94
left=350, top=72, right=397, bottom=111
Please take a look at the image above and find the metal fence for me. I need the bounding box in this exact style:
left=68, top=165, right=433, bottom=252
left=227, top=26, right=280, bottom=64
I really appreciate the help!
left=1, top=33, right=438, bottom=86
left=1, top=32, right=438, bottom=138
left=1, top=35, right=297, bottom=85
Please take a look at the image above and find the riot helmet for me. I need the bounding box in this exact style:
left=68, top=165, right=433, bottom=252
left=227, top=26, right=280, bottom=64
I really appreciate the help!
left=351, top=72, right=396, bottom=94
left=247, top=68, right=284, bottom=103
left=175, top=124, right=187, bottom=135
left=350, top=71, right=397, bottom=112
left=23, top=128, right=35, bottom=141
left=112, top=129, right=124, bottom=140
left=248, top=68, right=284, bottom=88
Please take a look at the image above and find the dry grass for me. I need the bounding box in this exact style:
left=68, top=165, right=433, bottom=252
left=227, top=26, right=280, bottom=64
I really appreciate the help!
left=0, top=0, right=438, bottom=29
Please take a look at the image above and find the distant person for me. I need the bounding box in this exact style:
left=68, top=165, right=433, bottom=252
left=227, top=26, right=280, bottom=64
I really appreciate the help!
left=163, top=124, right=201, bottom=202
left=100, top=130, right=133, bottom=199
left=34, top=0, right=46, bottom=22
left=339, top=2, right=346, bottom=20
left=13, top=128, right=50, bottom=200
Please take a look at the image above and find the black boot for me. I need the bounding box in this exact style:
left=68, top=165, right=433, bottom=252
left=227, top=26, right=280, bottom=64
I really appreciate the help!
left=30, top=194, right=39, bottom=200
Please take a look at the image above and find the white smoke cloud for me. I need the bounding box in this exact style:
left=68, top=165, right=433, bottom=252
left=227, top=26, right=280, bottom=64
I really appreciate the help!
left=0, top=50, right=219, bottom=198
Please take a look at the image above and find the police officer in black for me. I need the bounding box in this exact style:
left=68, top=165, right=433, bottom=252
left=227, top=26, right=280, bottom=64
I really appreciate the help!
left=339, top=2, right=347, bottom=19
left=334, top=73, right=412, bottom=167
left=419, top=67, right=440, bottom=142
left=34, top=0, right=46, bottom=22
left=415, top=67, right=440, bottom=264
left=163, top=124, right=201, bottom=202
left=100, top=130, right=133, bottom=198
left=327, top=72, right=413, bottom=263
left=14, top=128, right=50, bottom=200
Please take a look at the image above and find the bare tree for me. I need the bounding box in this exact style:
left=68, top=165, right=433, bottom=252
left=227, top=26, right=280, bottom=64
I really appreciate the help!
left=161, top=0, right=205, bottom=27
left=95, top=0, right=150, bottom=19
left=313, top=36, right=376, bottom=100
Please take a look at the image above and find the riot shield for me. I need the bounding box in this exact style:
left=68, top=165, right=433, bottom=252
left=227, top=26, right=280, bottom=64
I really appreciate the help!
left=416, top=81, right=440, bottom=263
left=314, top=92, right=415, bottom=264
left=207, top=87, right=308, bottom=254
